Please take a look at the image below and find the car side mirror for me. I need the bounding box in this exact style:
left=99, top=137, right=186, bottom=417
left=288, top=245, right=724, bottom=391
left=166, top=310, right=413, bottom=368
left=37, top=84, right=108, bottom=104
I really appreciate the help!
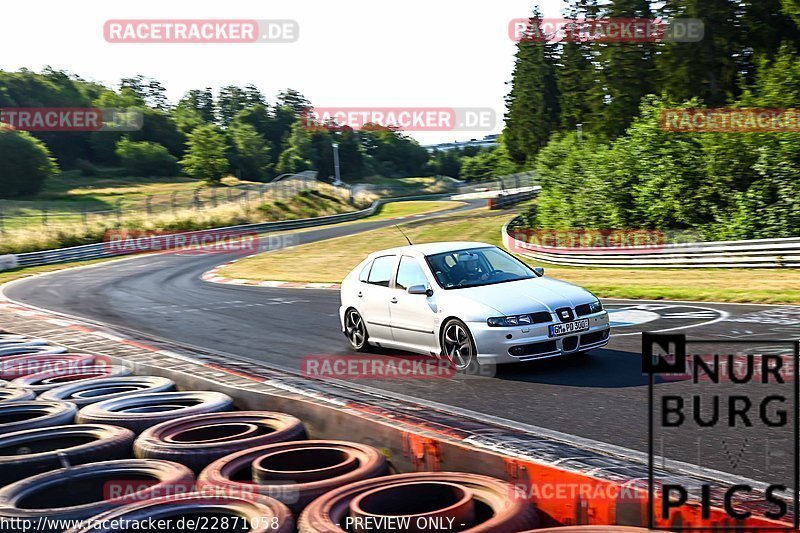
left=533, top=267, right=545, bottom=277
left=408, top=285, right=433, bottom=297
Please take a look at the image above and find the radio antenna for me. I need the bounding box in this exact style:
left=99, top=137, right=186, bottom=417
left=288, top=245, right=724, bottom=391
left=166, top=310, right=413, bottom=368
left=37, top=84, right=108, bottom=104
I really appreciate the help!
left=395, top=225, right=413, bottom=246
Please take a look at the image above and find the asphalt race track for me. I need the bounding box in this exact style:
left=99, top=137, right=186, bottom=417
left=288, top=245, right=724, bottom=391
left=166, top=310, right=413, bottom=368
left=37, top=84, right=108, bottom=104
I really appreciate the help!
left=5, top=201, right=800, bottom=483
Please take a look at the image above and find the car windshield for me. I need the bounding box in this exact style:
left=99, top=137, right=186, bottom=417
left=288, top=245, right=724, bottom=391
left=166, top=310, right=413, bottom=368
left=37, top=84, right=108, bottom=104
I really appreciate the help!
left=425, top=246, right=535, bottom=289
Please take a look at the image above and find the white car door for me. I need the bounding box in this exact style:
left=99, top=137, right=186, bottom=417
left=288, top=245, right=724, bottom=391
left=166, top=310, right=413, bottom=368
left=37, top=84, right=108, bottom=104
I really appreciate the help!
left=360, top=255, right=396, bottom=343
left=389, top=255, right=438, bottom=352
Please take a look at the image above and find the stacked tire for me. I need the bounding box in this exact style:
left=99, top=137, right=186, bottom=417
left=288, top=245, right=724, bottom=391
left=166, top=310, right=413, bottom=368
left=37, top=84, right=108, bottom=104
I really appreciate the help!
left=0, top=334, right=553, bottom=532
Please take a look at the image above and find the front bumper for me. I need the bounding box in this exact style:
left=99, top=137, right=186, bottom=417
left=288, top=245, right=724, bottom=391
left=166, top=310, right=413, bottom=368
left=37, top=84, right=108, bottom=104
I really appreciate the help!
left=468, top=311, right=611, bottom=365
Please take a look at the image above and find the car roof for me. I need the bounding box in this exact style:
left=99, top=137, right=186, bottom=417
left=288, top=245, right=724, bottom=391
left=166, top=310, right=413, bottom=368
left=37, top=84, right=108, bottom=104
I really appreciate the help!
left=368, top=241, right=494, bottom=258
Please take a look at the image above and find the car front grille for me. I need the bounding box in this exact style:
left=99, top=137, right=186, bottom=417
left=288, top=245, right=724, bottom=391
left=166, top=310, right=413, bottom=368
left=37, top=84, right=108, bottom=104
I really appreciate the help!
left=509, top=340, right=558, bottom=359
left=530, top=311, right=552, bottom=324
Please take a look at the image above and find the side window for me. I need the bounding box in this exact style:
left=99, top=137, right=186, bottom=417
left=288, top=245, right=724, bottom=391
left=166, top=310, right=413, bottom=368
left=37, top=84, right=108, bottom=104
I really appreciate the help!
left=359, top=261, right=372, bottom=282
left=367, top=255, right=395, bottom=287
left=395, top=256, right=428, bottom=290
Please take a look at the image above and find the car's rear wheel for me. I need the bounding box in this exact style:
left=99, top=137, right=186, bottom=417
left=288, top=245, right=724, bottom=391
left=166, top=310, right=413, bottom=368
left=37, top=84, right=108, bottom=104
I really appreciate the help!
left=345, top=308, right=370, bottom=352
left=441, top=319, right=479, bottom=373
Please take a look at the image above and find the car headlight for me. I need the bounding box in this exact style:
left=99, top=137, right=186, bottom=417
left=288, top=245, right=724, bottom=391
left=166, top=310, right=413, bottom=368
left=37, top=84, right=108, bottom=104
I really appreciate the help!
left=487, top=314, right=534, bottom=327
left=589, top=299, right=603, bottom=313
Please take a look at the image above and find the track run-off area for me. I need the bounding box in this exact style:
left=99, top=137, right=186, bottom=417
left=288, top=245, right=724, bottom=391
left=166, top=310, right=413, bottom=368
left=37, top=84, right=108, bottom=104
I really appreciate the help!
left=4, top=198, right=800, bottom=483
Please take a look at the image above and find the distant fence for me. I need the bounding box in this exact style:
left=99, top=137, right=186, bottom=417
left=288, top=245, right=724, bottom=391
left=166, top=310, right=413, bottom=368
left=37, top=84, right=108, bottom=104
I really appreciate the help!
left=503, top=217, right=800, bottom=268
left=455, top=171, right=536, bottom=195
left=0, top=173, right=342, bottom=234
left=0, top=194, right=451, bottom=272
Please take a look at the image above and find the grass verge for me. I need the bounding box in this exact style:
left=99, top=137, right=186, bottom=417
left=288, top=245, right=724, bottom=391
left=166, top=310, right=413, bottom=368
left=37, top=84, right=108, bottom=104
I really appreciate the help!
left=0, top=201, right=463, bottom=286
left=219, top=210, right=800, bottom=305
left=1, top=186, right=372, bottom=255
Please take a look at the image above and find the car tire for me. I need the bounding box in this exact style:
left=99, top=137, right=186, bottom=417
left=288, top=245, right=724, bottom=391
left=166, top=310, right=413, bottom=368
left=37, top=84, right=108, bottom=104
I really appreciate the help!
left=0, top=424, right=135, bottom=486
left=134, top=411, right=307, bottom=473
left=0, top=345, right=67, bottom=358
left=440, top=319, right=484, bottom=374
left=0, top=459, right=194, bottom=530
left=62, top=492, right=294, bottom=533
left=40, top=376, right=176, bottom=407
left=0, top=388, right=36, bottom=403
left=344, top=308, right=371, bottom=352
left=0, top=401, right=77, bottom=435
left=198, top=440, right=388, bottom=513
left=9, top=365, right=133, bottom=393
left=0, top=354, right=95, bottom=380
left=297, top=472, right=539, bottom=533
left=76, top=391, right=234, bottom=433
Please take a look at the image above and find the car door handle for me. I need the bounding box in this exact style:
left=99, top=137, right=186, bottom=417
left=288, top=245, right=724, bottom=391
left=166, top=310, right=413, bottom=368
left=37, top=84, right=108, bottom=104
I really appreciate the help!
left=390, top=297, right=398, bottom=304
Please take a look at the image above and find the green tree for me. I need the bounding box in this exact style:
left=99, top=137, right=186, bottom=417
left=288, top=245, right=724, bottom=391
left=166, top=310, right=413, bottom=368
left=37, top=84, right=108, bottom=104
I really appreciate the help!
left=656, top=0, right=743, bottom=106
left=217, top=86, right=249, bottom=126
left=275, top=121, right=313, bottom=174
left=115, top=138, right=179, bottom=177
left=120, top=75, right=169, bottom=110
left=593, top=0, right=657, bottom=138
left=180, top=124, right=229, bottom=182
left=177, top=89, right=216, bottom=123
left=227, top=123, right=273, bottom=181
left=0, top=126, right=58, bottom=198
left=276, top=89, right=311, bottom=115
left=503, top=7, right=560, bottom=164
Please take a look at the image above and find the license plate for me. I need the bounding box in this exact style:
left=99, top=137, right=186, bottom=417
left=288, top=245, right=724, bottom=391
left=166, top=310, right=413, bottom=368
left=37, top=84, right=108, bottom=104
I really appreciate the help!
left=549, top=319, right=589, bottom=337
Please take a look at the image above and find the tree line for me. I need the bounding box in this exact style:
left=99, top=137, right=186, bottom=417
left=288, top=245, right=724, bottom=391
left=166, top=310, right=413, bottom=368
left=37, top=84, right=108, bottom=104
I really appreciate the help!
left=0, top=71, right=496, bottom=198
left=502, top=0, right=800, bottom=239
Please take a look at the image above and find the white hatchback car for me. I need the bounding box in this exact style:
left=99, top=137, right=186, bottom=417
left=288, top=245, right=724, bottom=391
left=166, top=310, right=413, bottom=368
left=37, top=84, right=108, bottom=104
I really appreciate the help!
left=339, top=242, right=610, bottom=371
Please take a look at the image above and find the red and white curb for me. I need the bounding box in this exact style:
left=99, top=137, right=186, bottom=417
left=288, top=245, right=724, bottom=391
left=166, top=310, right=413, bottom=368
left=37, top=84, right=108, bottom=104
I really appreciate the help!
left=202, top=264, right=340, bottom=290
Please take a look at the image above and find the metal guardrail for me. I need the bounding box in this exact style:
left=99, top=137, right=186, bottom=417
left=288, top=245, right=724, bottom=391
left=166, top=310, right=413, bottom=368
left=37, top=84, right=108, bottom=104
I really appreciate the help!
left=503, top=217, right=800, bottom=268
left=1, top=194, right=449, bottom=272
left=487, top=188, right=538, bottom=210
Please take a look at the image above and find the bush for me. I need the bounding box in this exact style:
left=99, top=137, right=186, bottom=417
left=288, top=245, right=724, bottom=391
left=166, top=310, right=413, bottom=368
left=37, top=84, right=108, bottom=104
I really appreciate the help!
left=115, top=138, right=180, bottom=177
left=0, top=126, right=58, bottom=198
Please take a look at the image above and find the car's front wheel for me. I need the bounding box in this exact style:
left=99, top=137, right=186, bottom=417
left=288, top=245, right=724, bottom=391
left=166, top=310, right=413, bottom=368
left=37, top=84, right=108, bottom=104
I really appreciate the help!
left=441, top=319, right=482, bottom=374
left=345, top=308, right=370, bottom=352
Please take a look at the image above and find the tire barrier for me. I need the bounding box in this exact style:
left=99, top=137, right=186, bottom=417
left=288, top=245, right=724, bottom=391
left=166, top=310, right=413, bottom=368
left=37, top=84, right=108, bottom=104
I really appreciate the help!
left=0, top=338, right=47, bottom=348
left=76, top=391, right=234, bottom=433
left=0, top=335, right=36, bottom=345
left=298, top=472, right=540, bottom=533
left=0, top=354, right=95, bottom=380
left=0, top=459, right=194, bottom=532
left=198, top=440, right=389, bottom=513
left=40, top=376, right=175, bottom=407
left=0, top=401, right=77, bottom=435
left=134, top=411, right=307, bottom=474
left=0, top=388, right=36, bottom=403
left=0, top=424, right=135, bottom=487
left=63, top=492, right=295, bottom=533
left=10, top=365, right=133, bottom=393
left=0, top=345, right=68, bottom=358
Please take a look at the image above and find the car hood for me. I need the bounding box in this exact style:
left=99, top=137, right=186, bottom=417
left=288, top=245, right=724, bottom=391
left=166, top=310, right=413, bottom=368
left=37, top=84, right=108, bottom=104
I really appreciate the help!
left=454, top=277, right=596, bottom=316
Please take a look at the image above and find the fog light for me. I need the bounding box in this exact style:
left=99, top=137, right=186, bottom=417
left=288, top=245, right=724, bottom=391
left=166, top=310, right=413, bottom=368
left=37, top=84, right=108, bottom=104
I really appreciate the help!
left=510, top=346, right=524, bottom=356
